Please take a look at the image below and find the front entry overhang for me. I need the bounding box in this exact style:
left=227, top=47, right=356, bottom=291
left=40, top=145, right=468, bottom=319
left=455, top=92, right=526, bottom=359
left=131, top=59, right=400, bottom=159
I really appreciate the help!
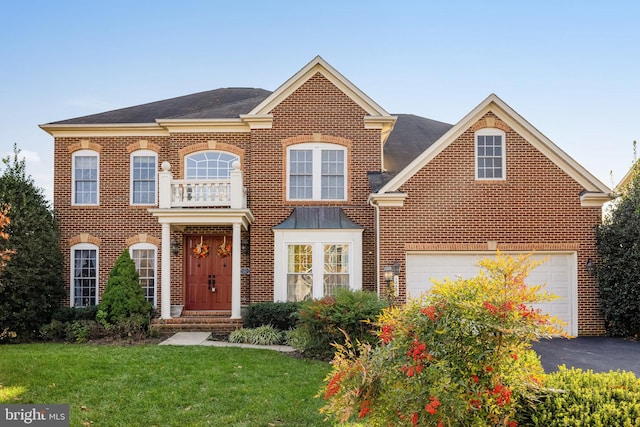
left=148, top=208, right=254, bottom=320
left=148, top=208, right=254, bottom=229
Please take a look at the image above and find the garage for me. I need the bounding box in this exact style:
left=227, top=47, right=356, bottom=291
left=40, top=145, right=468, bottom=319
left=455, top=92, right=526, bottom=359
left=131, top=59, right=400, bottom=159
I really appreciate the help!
left=405, top=252, right=577, bottom=335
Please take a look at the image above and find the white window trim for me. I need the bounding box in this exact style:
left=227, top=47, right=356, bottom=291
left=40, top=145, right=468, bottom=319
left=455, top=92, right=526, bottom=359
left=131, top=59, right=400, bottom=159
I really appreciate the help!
left=273, top=229, right=363, bottom=302
left=72, top=149, right=100, bottom=206
left=70, top=243, right=99, bottom=307
left=286, top=143, right=347, bottom=201
left=129, top=242, right=158, bottom=307
left=475, top=128, right=506, bottom=181
left=130, top=150, right=158, bottom=206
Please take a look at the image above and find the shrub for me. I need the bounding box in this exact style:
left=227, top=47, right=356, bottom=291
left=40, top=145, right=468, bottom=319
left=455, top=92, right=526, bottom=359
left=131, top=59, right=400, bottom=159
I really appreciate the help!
left=320, top=253, right=565, bottom=426
left=98, top=250, right=152, bottom=325
left=597, top=153, right=640, bottom=337
left=243, top=301, right=301, bottom=331
left=291, top=288, right=387, bottom=360
left=228, top=325, right=284, bottom=346
left=52, top=306, right=99, bottom=323
left=526, top=367, right=640, bottom=426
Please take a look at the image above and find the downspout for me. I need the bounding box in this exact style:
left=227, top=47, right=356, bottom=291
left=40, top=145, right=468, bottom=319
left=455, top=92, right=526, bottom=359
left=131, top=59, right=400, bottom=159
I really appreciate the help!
left=369, top=195, right=381, bottom=298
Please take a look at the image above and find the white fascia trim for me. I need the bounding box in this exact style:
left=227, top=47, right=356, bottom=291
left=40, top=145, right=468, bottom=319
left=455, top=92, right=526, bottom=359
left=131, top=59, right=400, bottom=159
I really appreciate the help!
left=248, top=56, right=392, bottom=117
left=155, top=119, right=251, bottom=133
left=148, top=208, right=255, bottom=230
left=39, top=123, right=167, bottom=137
left=379, top=94, right=612, bottom=195
left=239, top=114, right=273, bottom=129
left=368, top=192, right=407, bottom=207
left=580, top=192, right=614, bottom=207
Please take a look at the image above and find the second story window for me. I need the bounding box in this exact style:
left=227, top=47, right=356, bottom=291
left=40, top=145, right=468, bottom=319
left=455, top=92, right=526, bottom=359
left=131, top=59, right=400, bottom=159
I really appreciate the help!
left=72, top=150, right=99, bottom=205
left=287, top=143, right=346, bottom=201
left=475, top=129, right=506, bottom=180
left=131, top=151, right=157, bottom=205
left=185, top=151, right=239, bottom=179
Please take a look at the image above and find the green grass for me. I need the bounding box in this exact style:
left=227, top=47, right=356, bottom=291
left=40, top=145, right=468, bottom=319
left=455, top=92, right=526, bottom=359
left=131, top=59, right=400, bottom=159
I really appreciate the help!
left=0, top=344, right=331, bottom=426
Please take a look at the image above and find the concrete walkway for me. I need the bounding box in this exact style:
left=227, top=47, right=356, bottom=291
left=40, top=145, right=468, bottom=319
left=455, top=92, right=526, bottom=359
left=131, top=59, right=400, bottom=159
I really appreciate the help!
left=159, top=332, right=296, bottom=353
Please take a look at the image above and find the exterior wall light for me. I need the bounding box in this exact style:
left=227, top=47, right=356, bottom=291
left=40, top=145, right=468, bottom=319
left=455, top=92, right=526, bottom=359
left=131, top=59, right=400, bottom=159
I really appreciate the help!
left=586, top=258, right=596, bottom=276
left=383, top=260, right=401, bottom=297
left=171, top=236, right=180, bottom=256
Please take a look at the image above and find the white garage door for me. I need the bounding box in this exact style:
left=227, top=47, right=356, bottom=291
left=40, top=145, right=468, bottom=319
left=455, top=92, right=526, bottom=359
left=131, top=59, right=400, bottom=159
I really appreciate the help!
left=406, top=252, right=577, bottom=335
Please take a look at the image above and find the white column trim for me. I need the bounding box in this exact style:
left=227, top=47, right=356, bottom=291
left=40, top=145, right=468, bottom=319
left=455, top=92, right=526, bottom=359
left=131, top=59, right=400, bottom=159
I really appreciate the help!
left=160, top=223, right=172, bottom=319
left=231, top=223, right=242, bottom=319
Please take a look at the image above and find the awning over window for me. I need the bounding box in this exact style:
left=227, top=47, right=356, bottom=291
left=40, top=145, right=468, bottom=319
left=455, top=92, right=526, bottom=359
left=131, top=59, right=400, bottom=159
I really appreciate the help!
left=273, top=207, right=364, bottom=230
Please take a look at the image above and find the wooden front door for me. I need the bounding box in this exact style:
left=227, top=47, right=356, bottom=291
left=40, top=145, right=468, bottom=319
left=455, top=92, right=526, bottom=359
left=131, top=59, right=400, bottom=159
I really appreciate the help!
left=185, top=235, right=232, bottom=310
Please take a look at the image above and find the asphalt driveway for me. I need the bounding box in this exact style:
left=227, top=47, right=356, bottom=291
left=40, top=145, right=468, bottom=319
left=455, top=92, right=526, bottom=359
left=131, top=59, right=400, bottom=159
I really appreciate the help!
left=532, top=337, right=640, bottom=376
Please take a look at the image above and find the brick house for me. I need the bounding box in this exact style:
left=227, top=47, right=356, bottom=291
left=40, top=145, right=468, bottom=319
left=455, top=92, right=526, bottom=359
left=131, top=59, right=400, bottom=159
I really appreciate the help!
left=40, top=56, right=611, bottom=335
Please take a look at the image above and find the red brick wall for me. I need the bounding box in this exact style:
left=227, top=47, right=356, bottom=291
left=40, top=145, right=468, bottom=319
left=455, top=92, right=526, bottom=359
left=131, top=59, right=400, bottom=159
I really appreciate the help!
left=53, top=72, right=381, bottom=310
left=247, top=72, right=380, bottom=301
left=378, top=112, right=604, bottom=335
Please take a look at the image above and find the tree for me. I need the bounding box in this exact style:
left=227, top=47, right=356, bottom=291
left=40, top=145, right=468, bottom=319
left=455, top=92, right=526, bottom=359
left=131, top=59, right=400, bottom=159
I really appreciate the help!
left=98, top=249, right=151, bottom=324
left=596, top=143, right=640, bottom=337
left=0, top=145, right=65, bottom=339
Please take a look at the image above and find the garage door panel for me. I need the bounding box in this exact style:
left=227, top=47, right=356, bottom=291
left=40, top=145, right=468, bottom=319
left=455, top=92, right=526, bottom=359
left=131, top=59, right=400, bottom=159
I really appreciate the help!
left=406, top=253, right=576, bottom=335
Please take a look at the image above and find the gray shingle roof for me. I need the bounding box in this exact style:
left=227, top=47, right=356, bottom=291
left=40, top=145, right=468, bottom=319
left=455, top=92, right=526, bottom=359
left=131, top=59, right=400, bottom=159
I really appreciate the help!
left=47, top=88, right=453, bottom=191
left=50, top=88, right=271, bottom=124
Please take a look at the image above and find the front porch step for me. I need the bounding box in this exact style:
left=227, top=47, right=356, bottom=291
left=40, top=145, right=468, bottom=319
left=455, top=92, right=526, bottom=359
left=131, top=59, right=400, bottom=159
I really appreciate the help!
left=152, top=313, right=242, bottom=335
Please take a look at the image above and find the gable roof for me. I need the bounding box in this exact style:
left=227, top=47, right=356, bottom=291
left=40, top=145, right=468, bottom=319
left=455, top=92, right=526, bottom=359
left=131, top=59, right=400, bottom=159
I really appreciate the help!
left=375, top=94, right=612, bottom=202
left=48, top=88, right=271, bottom=125
left=248, top=55, right=391, bottom=117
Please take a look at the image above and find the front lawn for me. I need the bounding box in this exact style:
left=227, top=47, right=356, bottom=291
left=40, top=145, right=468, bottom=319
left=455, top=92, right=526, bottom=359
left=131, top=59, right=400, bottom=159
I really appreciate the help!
left=0, top=344, right=331, bottom=426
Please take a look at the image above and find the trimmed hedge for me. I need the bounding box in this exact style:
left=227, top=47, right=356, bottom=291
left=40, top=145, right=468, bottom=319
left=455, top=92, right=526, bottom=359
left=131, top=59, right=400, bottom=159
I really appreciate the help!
left=526, top=366, right=640, bottom=426
left=243, top=301, right=301, bottom=331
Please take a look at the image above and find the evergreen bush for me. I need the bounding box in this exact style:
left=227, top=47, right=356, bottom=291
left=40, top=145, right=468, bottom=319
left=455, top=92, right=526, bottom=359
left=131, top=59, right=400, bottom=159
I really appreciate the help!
left=597, top=153, right=640, bottom=337
left=527, top=367, right=640, bottom=426
left=0, top=146, right=65, bottom=340
left=243, top=301, right=301, bottom=330
left=98, top=250, right=151, bottom=326
left=291, top=288, right=387, bottom=360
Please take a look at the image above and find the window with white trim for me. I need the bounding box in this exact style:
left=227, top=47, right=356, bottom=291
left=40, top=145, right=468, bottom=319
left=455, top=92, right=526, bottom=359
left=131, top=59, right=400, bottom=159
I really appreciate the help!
left=185, top=151, right=239, bottom=179
left=131, top=151, right=157, bottom=205
left=71, top=243, right=98, bottom=307
left=475, top=129, right=506, bottom=180
left=129, top=243, right=157, bottom=306
left=274, top=230, right=362, bottom=302
left=72, top=150, right=99, bottom=205
left=287, top=143, right=346, bottom=201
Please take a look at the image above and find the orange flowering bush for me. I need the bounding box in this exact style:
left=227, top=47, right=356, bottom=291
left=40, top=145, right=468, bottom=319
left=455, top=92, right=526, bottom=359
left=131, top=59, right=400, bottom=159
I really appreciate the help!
left=320, top=252, right=566, bottom=426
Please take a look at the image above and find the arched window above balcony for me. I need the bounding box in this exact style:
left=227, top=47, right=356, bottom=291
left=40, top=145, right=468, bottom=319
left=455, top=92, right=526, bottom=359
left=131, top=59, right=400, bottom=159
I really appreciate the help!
left=185, top=151, right=239, bottom=180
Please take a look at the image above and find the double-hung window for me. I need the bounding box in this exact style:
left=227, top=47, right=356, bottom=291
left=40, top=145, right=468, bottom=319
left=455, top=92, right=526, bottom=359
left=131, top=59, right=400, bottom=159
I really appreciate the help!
left=475, top=129, right=506, bottom=180
left=71, top=244, right=98, bottom=307
left=130, top=243, right=157, bottom=306
left=131, top=151, right=157, bottom=205
left=72, top=150, right=99, bottom=205
left=287, top=144, right=346, bottom=201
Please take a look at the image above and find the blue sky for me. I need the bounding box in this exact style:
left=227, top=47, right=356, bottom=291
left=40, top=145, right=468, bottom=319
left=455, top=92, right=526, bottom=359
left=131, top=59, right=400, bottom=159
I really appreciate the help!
left=1, top=1, right=638, bottom=202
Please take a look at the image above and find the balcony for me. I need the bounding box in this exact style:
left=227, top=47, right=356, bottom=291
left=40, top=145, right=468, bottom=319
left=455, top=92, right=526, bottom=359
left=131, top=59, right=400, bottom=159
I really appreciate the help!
left=158, top=161, right=247, bottom=209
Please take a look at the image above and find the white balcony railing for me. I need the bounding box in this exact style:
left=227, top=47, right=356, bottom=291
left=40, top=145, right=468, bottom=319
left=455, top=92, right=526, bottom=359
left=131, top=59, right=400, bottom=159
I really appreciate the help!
left=158, top=161, right=246, bottom=209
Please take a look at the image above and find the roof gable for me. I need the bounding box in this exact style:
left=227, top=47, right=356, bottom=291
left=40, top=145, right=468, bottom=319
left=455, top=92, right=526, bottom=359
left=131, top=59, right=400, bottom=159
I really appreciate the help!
left=377, top=94, right=612, bottom=199
left=248, top=56, right=391, bottom=117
